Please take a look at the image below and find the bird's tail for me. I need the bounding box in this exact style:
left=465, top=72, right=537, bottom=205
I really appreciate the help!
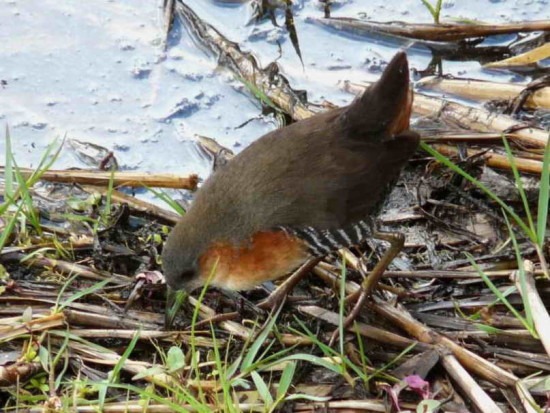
left=339, top=51, right=413, bottom=141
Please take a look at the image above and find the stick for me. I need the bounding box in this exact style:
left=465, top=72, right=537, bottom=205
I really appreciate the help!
left=311, top=17, right=550, bottom=42
left=431, top=143, right=548, bottom=174
left=0, top=167, right=199, bottom=189
left=417, top=77, right=550, bottom=110
left=342, top=81, right=549, bottom=148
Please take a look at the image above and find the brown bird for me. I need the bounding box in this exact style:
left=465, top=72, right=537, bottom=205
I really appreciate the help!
left=162, top=52, right=419, bottom=317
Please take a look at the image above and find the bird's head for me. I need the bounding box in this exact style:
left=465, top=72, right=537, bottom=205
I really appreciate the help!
left=341, top=51, right=413, bottom=140
left=161, top=218, right=206, bottom=293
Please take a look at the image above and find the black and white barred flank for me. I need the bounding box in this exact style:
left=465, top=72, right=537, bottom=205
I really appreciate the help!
left=277, top=219, right=374, bottom=256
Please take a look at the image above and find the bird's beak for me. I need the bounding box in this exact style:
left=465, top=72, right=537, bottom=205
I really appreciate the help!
left=164, top=287, right=188, bottom=329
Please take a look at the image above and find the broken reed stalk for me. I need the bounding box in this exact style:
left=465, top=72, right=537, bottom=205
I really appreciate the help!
left=70, top=329, right=219, bottom=347
left=0, top=312, right=65, bottom=342
left=440, top=354, right=503, bottom=413
left=511, top=260, right=550, bottom=358
left=369, top=300, right=518, bottom=386
left=485, top=42, right=550, bottom=69
left=431, top=143, right=548, bottom=174
left=1, top=252, right=131, bottom=284
left=298, top=305, right=431, bottom=352
left=417, top=77, right=550, bottom=110
left=82, top=185, right=181, bottom=225
left=0, top=362, right=43, bottom=387
left=63, top=308, right=159, bottom=330
left=67, top=339, right=176, bottom=388
left=318, top=259, right=547, bottom=279
left=342, top=81, right=549, bottom=148
left=0, top=167, right=199, bottom=189
left=310, top=17, right=550, bottom=42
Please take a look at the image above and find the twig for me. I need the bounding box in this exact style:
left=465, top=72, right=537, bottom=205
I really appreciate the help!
left=1, top=252, right=131, bottom=285
left=298, top=305, right=431, bottom=352
left=342, top=81, right=549, bottom=148
left=431, top=143, right=548, bottom=174
left=311, top=17, right=550, bottom=42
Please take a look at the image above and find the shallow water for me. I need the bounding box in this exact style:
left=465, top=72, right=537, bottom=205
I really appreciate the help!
left=0, top=0, right=548, bottom=204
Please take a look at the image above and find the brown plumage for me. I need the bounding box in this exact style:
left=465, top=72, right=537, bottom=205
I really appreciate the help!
left=162, top=51, right=420, bottom=293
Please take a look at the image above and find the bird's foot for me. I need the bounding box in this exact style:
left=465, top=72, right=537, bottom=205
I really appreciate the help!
left=328, top=231, right=404, bottom=346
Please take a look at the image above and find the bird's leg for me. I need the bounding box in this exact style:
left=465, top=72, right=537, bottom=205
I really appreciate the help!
left=329, top=231, right=404, bottom=346
left=258, top=258, right=321, bottom=310
left=347, top=231, right=405, bottom=303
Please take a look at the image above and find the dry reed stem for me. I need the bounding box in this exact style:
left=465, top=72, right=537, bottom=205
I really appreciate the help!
left=69, top=328, right=220, bottom=347
left=0, top=312, right=65, bottom=341
left=440, top=353, right=503, bottom=413
left=0, top=362, right=43, bottom=387
left=83, top=186, right=182, bottom=224
left=485, top=42, right=550, bottom=69
left=0, top=167, right=199, bottom=189
left=511, top=260, right=550, bottom=358
left=187, top=296, right=312, bottom=346
left=313, top=17, right=550, bottom=42
left=370, top=300, right=518, bottom=387
left=298, top=305, right=432, bottom=352
left=68, top=340, right=176, bottom=387
left=342, top=81, right=549, bottom=148
left=3, top=252, right=131, bottom=284
left=432, top=143, right=548, bottom=174
left=417, top=77, right=550, bottom=109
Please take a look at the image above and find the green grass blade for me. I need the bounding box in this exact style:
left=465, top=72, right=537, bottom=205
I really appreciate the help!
left=0, top=203, right=23, bottom=252
left=271, top=353, right=343, bottom=375
left=165, top=289, right=188, bottom=330
left=241, top=305, right=283, bottom=371
left=502, top=136, right=536, bottom=238
left=4, top=126, right=14, bottom=201
left=57, top=278, right=111, bottom=312
left=251, top=371, right=274, bottom=405
left=421, top=142, right=535, bottom=242
left=26, top=137, right=64, bottom=187
left=465, top=252, right=536, bottom=336
left=503, top=213, right=535, bottom=334
left=434, top=0, right=443, bottom=23
left=146, top=185, right=186, bottom=216
left=537, top=136, right=550, bottom=248
left=236, top=76, right=281, bottom=113
left=276, top=360, right=296, bottom=401
left=103, top=168, right=115, bottom=222
left=98, top=330, right=141, bottom=409
left=12, top=158, right=42, bottom=234
left=419, top=0, right=437, bottom=21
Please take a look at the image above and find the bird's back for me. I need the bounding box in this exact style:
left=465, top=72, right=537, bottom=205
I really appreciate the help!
left=187, top=52, right=419, bottom=243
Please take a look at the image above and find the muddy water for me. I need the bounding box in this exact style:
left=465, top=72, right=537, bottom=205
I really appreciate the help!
left=0, top=0, right=548, bottom=204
